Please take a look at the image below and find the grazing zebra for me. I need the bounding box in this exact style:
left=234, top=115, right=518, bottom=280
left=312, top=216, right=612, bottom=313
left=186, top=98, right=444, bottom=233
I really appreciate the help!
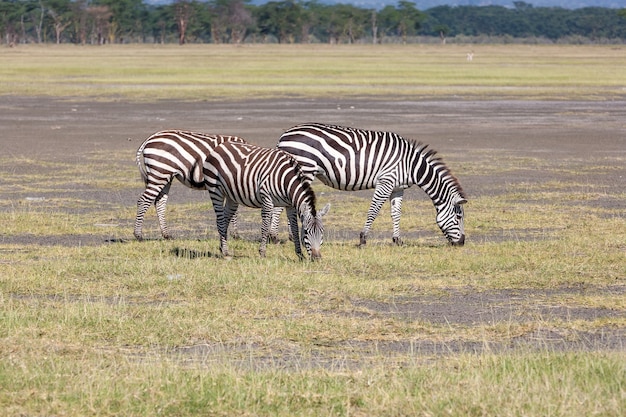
left=203, top=141, right=330, bottom=260
left=134, top=130, right=245, bottom=241
left=274, top=123, right=466, bottom=246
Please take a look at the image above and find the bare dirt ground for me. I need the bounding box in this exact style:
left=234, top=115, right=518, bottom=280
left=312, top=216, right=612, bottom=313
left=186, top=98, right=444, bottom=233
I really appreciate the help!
left=1, top=96, right=625, bottom=359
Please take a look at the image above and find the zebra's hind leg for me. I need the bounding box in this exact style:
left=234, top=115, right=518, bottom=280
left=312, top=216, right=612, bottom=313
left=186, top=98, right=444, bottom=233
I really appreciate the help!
left=220, top=197, right=239, bottom=258
left=210, top=193, right=230, bottom=257
left=155, top=183, right=172, bottom=239
left=134, top=182, right=170, bottom=240
left=134, top=193, right=152, bottom=240
left=390, top=190, right=404, bottom=246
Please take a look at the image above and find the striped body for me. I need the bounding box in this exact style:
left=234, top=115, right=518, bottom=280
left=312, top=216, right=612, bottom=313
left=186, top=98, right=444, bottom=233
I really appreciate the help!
left=134, top=130, right=245, bottom=240
left=204, top=141, right=329, bottom=259
left=276, top=123, right=466, bottom=245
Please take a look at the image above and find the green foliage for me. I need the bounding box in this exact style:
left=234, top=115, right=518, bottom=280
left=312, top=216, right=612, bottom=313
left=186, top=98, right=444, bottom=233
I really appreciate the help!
left=254, top=0, right=304, bottom=43
left=1, top=1, right=625, bottom=44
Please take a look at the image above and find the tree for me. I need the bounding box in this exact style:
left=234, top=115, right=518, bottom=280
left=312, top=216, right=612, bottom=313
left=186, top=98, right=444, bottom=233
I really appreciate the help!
left=30, top=0, right=45, bottom=43
left=174, top=0, right=193, bottom=44
left=255, top=0, right=303, bottom=43
left=0, top=0, right=26, bottom=44
left=371, top=9, right=377, bottom=44
left=94, top=0, right=146, bottom=43
left=45, top=0, right=72, bottom=43
left=150, top=4, right=174, bottom=44
left=209, top=0, right=254, bottom=44
left=88, top=5, right=112, bottom=44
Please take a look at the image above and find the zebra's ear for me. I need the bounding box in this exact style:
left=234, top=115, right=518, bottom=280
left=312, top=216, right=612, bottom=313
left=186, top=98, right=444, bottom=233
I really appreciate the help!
left=456, top=197, right=468, bottom=205
left=319, top=203, right=331, bottom=217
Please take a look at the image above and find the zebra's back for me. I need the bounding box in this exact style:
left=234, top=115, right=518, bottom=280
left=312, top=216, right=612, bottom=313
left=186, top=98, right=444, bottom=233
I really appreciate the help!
left=203, top=141, right=308, bottom=209
left=277, top=123, right=410, bottom=191
left=137, top=130, right=245, bottom=189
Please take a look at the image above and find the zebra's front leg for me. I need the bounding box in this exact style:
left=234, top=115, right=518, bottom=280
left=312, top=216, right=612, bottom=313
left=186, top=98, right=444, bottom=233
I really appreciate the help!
left=286, top=207, right=304, bottom=260
left=359, top=181, right=394, bottom=246
left=268, top=206, right=283, bottom=244
left=259, top=200, right=275, bottom=257
left=229, top=209, right=240, bottom=240
left=390, top=189, right=404, bottom=246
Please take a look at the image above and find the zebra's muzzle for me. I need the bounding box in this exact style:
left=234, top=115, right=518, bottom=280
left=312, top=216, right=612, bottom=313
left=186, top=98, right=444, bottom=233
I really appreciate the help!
left=450, top=234, right=465, bottom=246
left=310, top=248, right=322, bottom=260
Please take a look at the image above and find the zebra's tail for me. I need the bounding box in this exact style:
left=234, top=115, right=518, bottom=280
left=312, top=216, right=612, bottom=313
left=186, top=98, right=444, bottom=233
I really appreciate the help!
left=136, top=140, right=149, bottom=187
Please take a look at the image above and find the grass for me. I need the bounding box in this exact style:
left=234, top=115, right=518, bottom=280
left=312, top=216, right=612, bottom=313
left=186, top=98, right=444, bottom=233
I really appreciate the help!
left=1, top=179, right=624, bottom=415
left=1, top=44, right=626, bottom=100
left=1, top=350, right=623, bottom=416
left=0, top=44, right=625, bottom=415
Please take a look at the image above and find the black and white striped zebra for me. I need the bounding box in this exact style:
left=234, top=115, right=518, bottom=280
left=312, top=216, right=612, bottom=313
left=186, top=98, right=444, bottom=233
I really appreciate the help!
left=275, top=123, right=466, bottom=246
left=134, top=130, right=245, bottom=241
left=203, top=141, right=330, bottom=260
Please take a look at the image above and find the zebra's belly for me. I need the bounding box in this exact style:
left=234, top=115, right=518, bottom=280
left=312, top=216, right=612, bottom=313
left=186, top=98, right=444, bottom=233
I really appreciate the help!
left=222, top=189, right=291, bottom=210
left=318, top=173, right=376, bottom=191
left=177, top=175, right=207, bottom=190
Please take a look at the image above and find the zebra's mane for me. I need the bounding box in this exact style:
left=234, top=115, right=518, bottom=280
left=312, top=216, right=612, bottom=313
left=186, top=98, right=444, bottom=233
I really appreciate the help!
left=300, top=181, right=317, bottom=217
left=409, top=139, right=467, bottom=200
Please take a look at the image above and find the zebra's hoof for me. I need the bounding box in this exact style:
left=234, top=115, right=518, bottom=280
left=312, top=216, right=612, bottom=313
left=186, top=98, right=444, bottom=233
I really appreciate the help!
left=392, top=237, right=403, bottom=246
left=359, top=232, right=367, bottom=246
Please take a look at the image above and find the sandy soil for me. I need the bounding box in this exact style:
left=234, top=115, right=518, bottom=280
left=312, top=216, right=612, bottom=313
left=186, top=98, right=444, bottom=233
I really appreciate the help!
left=1, top=96, right=624, bottom=358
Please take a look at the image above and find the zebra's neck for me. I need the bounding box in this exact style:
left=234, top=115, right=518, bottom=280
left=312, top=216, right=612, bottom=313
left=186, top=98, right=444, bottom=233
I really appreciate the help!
left=291, top=182, right=317, bottom=219
left=410, top=144, right=464, bottom=205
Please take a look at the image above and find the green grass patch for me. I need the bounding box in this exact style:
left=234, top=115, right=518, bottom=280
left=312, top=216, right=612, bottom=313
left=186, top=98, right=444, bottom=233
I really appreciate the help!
left=2, top=44, right=625, bottom=101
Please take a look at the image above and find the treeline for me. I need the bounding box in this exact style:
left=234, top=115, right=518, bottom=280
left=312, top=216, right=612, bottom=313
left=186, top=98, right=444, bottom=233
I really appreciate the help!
left=2, top=0, right=625, bottom=45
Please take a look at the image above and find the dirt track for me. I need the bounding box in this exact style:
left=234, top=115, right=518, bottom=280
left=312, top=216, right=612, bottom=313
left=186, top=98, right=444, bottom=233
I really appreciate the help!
left=2, top=95, right=624, bottom=189
left=1, top=96, right=625, bottom=357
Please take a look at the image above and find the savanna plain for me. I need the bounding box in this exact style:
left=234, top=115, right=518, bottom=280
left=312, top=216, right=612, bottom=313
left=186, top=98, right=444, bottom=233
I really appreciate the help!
left=0, top=44, right=625, bottom=416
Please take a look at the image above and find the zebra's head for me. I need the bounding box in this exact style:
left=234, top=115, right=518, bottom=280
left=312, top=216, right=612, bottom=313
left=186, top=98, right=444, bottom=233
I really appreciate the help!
left=435, top=195, right=467, bottom=246
left=301, top=203, right=331, bottom=260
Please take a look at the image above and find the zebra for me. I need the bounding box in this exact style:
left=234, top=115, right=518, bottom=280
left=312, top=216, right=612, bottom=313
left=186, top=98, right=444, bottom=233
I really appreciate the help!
left=203, top=141, right=330, bottom=260
left=274, top=123, right=466, bottom=246
left=134, top=130, right=245, bottom=241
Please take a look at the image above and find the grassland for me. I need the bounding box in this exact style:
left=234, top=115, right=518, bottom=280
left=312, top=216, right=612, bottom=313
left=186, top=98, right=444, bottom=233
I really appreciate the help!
left=1, top=43, right=626, bottom=100
left=0, top=44, right=625, bottom=416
